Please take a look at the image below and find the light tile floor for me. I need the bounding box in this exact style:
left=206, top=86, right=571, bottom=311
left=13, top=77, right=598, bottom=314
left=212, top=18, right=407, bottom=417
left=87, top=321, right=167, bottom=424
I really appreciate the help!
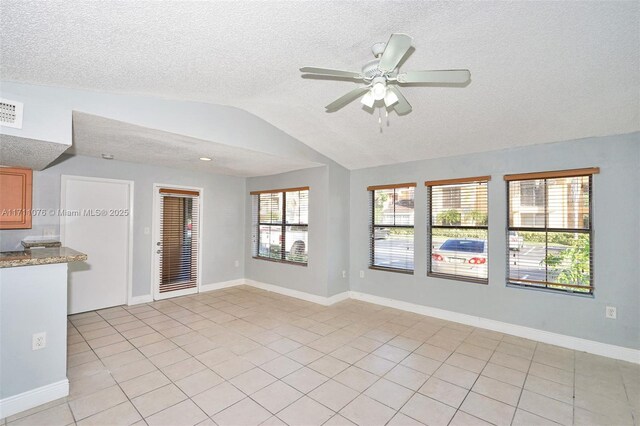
left=3, top=286, right=639, bottom=426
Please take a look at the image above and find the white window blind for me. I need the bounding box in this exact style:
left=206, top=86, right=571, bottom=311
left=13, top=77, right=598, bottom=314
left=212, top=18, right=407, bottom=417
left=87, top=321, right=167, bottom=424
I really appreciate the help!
left=505, top=168, right=598, bottom=294
left=159, top=189, right=199, bottom=294
left=369, top=183, right=416, bottom=273
left=427, top=176, right=490, bottom=283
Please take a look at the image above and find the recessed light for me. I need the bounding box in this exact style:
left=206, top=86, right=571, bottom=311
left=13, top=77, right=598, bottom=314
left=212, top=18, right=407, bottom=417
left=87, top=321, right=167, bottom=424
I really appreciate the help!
left=101, top=154, right=114, bottom=160
left=199, top=157, right=212, bottom=161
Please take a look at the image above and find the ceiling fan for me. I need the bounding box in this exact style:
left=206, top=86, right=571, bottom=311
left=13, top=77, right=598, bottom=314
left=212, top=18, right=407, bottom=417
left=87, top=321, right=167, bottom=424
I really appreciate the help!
left=300, top=33, right=470, bottom=116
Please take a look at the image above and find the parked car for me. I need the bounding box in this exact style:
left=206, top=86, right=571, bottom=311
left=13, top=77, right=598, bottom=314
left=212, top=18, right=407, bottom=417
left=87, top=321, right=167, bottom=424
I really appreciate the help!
left=431, top=238, right=487, bottom=279
left=287, top=240, right=307, bottom=262
left=374, top=228, right=390, bottom=240
left=509, top=231, right=524, bottom=251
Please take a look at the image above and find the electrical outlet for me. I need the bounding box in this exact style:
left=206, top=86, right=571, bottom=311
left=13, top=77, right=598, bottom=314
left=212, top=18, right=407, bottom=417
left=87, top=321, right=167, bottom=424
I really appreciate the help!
left=32, top=332, right=46, bottom=350
left=605, top=306, right=617, bottom=319
left=234, top=260, right=240, bottom=267
left=359, top=270, right=364, bottom=278
left=342, top=270, right=346, bottom=278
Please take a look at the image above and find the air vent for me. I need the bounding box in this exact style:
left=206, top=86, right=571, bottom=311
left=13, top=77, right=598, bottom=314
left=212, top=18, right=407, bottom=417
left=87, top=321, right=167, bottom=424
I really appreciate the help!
left=0, top=98, right=24, bottom=129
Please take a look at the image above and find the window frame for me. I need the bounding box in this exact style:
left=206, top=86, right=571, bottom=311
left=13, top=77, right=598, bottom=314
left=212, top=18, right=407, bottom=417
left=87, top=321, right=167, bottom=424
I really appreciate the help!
left=426, top=176, right=491, bottom=284
left=504, top=167, right=598, bottom=295
left=368, top=183, right=416, bottom=274
left=251, top=187, right=309, bottom=266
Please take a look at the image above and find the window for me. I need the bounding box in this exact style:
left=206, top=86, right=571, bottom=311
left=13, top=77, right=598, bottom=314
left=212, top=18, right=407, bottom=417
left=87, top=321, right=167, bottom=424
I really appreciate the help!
left=368, top=183, right=415, bottom=273
left=443, top=187, right=462, bottom=209
left=427, top=176, right=490, bottom=283
left=251, top=187, right=309, bottom=265
left=521, top=213, right=545, bottom=227
left=520, top=181, right=545, bottom=207
left=505, top=168, right=598, bottom=294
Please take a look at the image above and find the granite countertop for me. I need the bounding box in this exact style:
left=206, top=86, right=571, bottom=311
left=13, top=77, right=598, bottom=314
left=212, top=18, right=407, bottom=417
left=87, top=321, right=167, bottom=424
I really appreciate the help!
left=0, top=247, right=87, bottom=268
left=21, top=239, right=62, bottom=249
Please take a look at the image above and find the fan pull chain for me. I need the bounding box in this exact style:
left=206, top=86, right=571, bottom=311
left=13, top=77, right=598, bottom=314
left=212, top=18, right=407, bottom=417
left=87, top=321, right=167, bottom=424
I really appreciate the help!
left=378, top=108, right=383, bottom=133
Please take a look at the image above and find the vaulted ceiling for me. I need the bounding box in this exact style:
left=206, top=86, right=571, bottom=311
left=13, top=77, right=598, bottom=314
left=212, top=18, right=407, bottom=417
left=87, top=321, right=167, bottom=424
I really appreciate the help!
left=1, top=1, right=638, bottom=169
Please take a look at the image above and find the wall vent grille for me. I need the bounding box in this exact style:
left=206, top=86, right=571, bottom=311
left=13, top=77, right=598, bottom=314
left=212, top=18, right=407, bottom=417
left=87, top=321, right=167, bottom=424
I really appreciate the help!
left=0, top=99, right=24, bottom=129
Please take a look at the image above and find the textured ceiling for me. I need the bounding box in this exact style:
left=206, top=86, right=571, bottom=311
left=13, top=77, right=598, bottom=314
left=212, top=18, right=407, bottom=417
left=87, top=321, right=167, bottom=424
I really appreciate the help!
left=1, top=1, right=638, bottom=170
left=0, top=134, right=70, bottom=170
left=70, top=112, right=322, bottom=177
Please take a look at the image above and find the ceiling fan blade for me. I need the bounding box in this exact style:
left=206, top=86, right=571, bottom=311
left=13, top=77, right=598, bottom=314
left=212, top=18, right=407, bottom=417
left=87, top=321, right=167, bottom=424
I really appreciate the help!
left=397, top=69, right=471, bottom=84
left=387, top=86, right=412, bottom=115
left=300, top=67, right=363, bottom=79
left=378, top=33, right=413, bottom=73
left=325, top=87, right=371, bottom=112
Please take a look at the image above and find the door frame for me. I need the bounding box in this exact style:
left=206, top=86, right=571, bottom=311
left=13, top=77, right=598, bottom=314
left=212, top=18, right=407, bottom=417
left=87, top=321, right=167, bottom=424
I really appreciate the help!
left=60, top=175, right=135, bottom=306
left=151, top=183, right=204, bottom=301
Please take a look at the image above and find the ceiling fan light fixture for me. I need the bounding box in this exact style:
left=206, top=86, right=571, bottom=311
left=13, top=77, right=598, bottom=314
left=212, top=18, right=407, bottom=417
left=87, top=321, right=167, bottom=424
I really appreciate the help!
left=301, top=33, right=470, bottom=117
left=360, top=90, right=375, bottom=108
left=371, top=78, right=386, bottom=101
left=384, top=89, right=399, bottom=107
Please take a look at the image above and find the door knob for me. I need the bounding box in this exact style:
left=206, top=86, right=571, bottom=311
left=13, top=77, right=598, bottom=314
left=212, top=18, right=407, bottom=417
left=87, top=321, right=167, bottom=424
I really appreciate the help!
left=156, top=242, right=162, bottom=246
left=156, top=249, right=162, bottom=254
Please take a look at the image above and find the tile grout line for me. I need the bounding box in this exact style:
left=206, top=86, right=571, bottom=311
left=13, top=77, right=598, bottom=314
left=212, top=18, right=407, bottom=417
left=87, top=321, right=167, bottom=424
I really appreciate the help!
left=444, top=337, right=485, bottom=426
left=93, top=305, right=160, bottom=424
left=508, top=340, right=537, bottom=426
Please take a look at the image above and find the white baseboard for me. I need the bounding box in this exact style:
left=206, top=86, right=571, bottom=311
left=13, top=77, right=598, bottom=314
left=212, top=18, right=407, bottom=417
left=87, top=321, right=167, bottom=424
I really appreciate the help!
left=326, top=291, right=351, bottom=305
left=349, top=291, right=640, bottom=364
left=128, top=294, right=153, bottom=306
left=244, top=279, right=349, bottom=306
left=127, top=279, right=246, bottom=305
left=200, top=279, right=247, bottom=293
left=0, top=379, right=69, bottom=419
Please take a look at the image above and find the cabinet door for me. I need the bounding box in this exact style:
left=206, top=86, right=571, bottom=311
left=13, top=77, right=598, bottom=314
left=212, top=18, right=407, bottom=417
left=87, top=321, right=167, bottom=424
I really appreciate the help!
left=0, top=167, right=33, bottom=229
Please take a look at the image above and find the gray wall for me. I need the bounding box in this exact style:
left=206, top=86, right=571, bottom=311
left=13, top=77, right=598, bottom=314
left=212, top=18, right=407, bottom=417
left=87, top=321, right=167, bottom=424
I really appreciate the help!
left=327, top=163, right=350, bottom=296
left=1, top=131, right=636, bottom=351
left=0, top=154, right=245, bottom=297
left=1, top=263, right=68, bottom=399
left=245, top=161, right=350, bottom=298
left=245, top=167, right=330, bottom=297
left=349, top=133, right=639, bottom=350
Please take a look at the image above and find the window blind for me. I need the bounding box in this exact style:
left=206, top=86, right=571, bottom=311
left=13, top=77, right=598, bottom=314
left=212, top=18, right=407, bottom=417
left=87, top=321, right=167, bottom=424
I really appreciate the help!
left=369, top=185, right=415, bottom=273
left=252, top=187, right=309, bottom=265
left=159, top=189, right=199, bottom=293
left=506, top=169, right=596, bottom=294
left=426, top=177, right=489, bottom=283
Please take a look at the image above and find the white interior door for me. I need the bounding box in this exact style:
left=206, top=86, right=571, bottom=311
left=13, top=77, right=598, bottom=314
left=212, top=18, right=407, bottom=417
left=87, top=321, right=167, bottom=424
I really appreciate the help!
left=61, top=175, right=133, bottom=314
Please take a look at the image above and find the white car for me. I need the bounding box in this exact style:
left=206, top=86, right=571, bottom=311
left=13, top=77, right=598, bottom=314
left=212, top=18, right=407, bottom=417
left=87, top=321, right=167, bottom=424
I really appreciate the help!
left=431, top=238, right=488, bottom=280
left=509, top=231, right=524, bottom=251
left=374, top=228, right=390, bottom=240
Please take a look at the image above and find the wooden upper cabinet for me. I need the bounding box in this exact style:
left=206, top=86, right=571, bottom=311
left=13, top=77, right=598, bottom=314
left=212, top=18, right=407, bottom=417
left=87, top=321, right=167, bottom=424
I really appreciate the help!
left=0, top=167, right=33, bottom=229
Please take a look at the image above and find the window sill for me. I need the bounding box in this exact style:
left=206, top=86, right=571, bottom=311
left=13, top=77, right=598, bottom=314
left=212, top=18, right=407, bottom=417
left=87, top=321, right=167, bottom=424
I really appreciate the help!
left=369, top=266, right=414, bottom=275
left=507, top=282, right=593, bottom=297
left=252, top=256, right=307, bottom=267
left=428, top=272, right=488, bottom=285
